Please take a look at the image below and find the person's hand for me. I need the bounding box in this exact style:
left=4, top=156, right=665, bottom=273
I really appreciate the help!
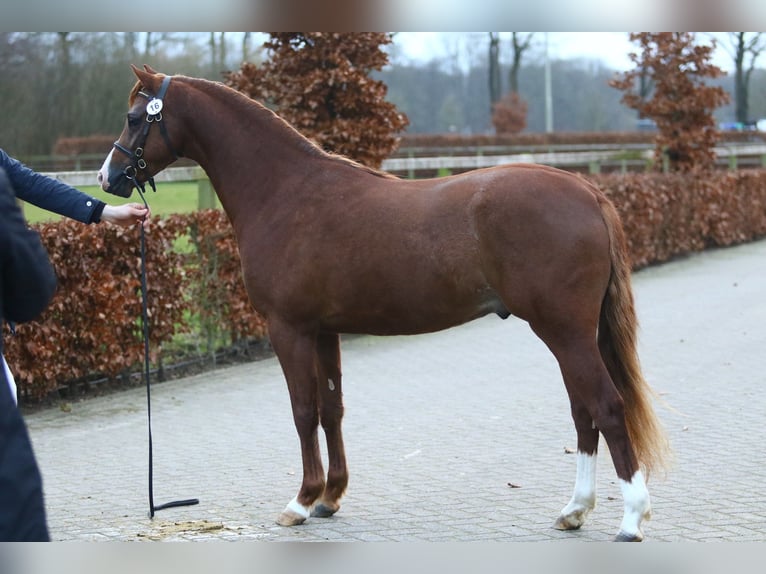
left=100, top=203, right=150, bottom=227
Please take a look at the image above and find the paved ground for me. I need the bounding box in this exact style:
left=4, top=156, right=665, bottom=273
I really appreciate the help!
left=24, top=238, right=766, bottom=542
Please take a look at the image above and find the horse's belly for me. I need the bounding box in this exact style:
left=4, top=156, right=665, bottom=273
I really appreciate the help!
left=320, top=289, right=509, bottom=336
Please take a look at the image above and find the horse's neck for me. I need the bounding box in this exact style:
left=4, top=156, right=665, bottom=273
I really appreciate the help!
left=180, top=84, right=321, bottom=219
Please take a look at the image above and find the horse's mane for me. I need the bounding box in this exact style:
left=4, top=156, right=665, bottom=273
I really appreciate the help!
left=128, top=81, right=144, bottom=107
left=141, top=74, right=398, bottom=181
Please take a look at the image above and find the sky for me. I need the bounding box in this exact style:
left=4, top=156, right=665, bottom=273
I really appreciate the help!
left=2, top=1, right=765, bottom=36
left=393, top=32, right=736, bottom=73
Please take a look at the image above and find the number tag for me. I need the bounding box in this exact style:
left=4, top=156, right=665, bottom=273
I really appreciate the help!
left=146, top=98, right=163, bottom=116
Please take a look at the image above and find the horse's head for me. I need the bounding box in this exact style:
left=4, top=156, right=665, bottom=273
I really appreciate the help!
left=98, top=65, right=182, bottom=198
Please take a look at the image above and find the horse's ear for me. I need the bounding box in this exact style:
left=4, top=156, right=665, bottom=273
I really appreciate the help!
left=130, top=64, right=162, bottom=93
left=143, top=64, right=159, bottom=74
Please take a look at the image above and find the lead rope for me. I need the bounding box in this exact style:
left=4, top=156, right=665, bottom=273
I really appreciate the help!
left=135, top=186, right=199, bottom=518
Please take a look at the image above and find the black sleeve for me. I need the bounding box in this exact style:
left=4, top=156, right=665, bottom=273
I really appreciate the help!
left=0, top=168, right=57, bottom=325
left=1, top=148, right=105, bottom=224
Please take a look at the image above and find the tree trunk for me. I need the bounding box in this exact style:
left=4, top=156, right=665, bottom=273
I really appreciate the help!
left=488, top=33, right=501, bottom=108
left=734, top=33, right=748, bottom=123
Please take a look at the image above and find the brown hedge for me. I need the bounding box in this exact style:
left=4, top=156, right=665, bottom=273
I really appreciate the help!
left=5, top=170, right=766, bottom=401
left=168, top=210, right=268, bottom=348
left=4, top=210, right=266, bottom=401
left=592, top=170, right=766, bottom=269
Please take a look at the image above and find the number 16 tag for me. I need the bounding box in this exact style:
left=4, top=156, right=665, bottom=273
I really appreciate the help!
left=147, top=98, right=163, bottom=116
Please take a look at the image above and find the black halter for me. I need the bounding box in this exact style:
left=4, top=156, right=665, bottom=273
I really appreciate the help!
left=112, top=75, right=181, bottom=193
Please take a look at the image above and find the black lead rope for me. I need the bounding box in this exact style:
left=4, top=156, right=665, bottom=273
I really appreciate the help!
left=135, top=185, right=199, bottom=518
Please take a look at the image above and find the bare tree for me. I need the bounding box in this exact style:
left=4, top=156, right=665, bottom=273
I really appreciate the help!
left=508, top=32, right=534, bottom=94
left=209, top=32, right=228, bottom=74
left=723, top=33, right=766, bottom=124
left=242, top=32, right=252, bottom=63
left=490, top=33, right=533, bottom=135
left=144, top=32, right=154, bottom=59
left=218, top=32, right=227, bottom=71
left=488, top=33, right=501, bottom=108
left=142, top=32, right=180, bottom=60
left=120, top=32, right=137, bottom=61
left=54, top=33, right=76, bottom=140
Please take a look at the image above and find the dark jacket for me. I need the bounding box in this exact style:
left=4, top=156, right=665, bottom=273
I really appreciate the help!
left=0, top=167, right=56, bottom=541
left=0, top=147, right=105, bottom=224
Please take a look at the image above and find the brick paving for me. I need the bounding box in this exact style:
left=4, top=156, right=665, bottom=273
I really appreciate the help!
left=24, top=238, right=766, bottom=542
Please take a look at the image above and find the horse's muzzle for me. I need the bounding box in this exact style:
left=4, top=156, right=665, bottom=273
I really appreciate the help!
left=108, top=177, right=135, bottom=198
left=98, top=150, right=136, bottom=198
left=99, top=169, right=135, bottom=198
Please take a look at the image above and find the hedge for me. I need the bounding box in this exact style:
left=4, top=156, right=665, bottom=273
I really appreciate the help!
left=4, top=209, right=266, bottom=401
left=5, top=170, right=766, bottom=401
left=592, top=170, right=766, bottom=269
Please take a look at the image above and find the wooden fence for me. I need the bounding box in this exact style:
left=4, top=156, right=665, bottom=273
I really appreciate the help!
left=42, top=143, right=766, bottom=207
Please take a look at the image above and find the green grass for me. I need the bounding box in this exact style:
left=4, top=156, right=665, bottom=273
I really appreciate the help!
left=22, top=181, right=220, bottom=224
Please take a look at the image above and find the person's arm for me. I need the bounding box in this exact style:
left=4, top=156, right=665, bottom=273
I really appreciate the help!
left=0, top=149, right=149, bottom=226
left=1, top=148, right=105, bottom=224
left=0, top=169, right=57, bottom=324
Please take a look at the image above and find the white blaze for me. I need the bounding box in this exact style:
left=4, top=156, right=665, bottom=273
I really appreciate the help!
left=97, top=149, right=114, bottom=191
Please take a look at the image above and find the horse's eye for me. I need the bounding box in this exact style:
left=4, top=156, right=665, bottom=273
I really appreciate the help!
left=127, top=113, right=141, bottom=127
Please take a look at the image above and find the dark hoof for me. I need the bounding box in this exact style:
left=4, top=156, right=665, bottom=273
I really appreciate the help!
left=614, top=530, right=643, bottom=542
left=310, top=502, right=339, bottom=518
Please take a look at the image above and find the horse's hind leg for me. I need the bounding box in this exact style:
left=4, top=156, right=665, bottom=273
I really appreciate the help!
left=554, top=398, right=599, bottom=530
left=534, top=326, right=651, bottom=541
left=311, top=332, right=349, bottom=518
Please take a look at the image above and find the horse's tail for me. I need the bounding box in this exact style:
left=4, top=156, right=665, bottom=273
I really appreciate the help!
left=596, top=194, right=671, bottom=478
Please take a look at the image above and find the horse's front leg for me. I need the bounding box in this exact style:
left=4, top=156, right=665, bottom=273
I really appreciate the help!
left=311, top=332, right=348, bottom=518
left=268, top=319, right=325, bottom=526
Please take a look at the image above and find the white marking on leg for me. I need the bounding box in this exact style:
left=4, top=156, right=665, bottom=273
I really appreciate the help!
left=284, top=495, right=310, bottom=519
left=328, top=379, right=335, bottom=391
left=618, top=470, right=651, bottom=539
left=558, top=451, right=597, bottom=527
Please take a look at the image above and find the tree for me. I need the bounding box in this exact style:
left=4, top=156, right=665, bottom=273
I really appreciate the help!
left=508, top=32, right=534, bottom=95
left=487, top=33, right=533, bottom=131
left=610, top=32, right=730, bottom=172
left=209, top=32, right=227, bottom=75
left=724, top=32, right=766, bottom=124
left=242, top=32, right=253, bottom=62
left=491, top=91, right=528, bottom=134
left=223, top=33, right=409, bottom=168
left=488, top=33, right=501, bottom=109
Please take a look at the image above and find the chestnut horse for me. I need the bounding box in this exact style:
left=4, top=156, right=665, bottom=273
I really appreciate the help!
left=99, top=66, right=669, bottom=541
